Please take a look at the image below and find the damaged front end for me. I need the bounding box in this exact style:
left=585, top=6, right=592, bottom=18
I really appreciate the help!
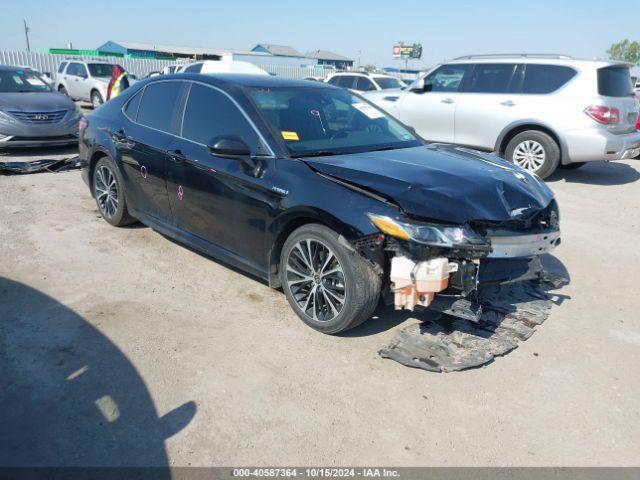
left=357, top=200, right=561, bottom=323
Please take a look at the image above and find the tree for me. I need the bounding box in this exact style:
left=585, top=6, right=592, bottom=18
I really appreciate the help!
left=607, top=39, right=640, bottom=65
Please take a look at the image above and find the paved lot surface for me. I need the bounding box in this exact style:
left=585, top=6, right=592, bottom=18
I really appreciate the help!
left=1, top=155, right=639, bottom=467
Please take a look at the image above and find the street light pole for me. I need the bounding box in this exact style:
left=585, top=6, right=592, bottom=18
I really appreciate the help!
left=23, top=19, right=31, bottom=52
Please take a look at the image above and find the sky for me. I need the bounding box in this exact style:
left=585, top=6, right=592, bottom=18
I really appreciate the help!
left=1, top=0, right=638, bottom=68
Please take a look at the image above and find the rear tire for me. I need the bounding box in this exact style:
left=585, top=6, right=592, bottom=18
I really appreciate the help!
left=280, top=224, right=381, bottom=334
left=560, top=162, right=586, bottom=170
left=92, top=156, right=135, bottom=227
left=505, top=130, right=560, bottom=179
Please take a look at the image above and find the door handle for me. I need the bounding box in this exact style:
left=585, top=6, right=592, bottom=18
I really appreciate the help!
left=441, top=98, right=454, bottom=104
left=167, top=149, right=187, bottom=164
left=501, top=100, right=516, bottom=107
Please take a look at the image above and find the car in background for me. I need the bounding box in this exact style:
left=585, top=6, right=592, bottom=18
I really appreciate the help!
left=363, top=54, right=640, bottom=178
left=326, top=72, right=406, bottom=92
left=79, top=74, right=560, bottom=334
left=161, top=65, right=181, bottom=75
left=55, top=60, right=120, bottom=108
left=0, top=65, right=81, bottom=148
left=179, top=60, right=268, bottom=76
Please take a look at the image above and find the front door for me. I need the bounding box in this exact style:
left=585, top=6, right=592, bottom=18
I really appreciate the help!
left=396, top=64, right=471, bottom=143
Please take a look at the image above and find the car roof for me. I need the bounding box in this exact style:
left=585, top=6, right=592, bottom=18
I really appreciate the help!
left=157, top=73, right=338, bottom=89
left=445, top=55, right=632, bottom=68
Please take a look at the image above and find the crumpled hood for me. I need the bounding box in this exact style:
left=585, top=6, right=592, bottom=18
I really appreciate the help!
left=0, top=92, right=76, bottom=112
left=303, top=145, right=555, bottom=224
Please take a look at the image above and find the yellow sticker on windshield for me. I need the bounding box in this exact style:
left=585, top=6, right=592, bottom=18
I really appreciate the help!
left=281, top=131, right=299, bottom=141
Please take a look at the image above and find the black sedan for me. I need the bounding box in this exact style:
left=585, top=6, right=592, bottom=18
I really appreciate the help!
left=79, top=74, right=560, bottom=334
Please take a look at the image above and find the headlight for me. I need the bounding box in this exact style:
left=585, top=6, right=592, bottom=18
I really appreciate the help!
left=0, top=110, right=16, bottom=125
left=367, top=213, right=489, bottom=249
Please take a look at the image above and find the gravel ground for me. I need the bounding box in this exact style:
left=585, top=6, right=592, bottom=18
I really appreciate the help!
left=0, top=153, right=639, bottom=467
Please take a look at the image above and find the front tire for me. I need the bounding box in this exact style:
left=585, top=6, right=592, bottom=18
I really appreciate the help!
left=92, top=156, right=135, bottom=227
left=505, top=130, right=560, bottom=179
left=58, top=85, right=68, bottom=96
left=280, top=224, right=381, bottom=334
left=91, top=90, right=104, bottom=109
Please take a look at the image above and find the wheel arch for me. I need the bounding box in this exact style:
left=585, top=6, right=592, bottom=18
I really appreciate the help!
left=495, top=121, right=569, bottom=164
left=87, top=148, right=113, bottom=197
left=266, top=208, right=365, bottom=289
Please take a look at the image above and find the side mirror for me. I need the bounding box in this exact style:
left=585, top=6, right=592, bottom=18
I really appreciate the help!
left=410, top=78, right=432, bottom=94
left=209, top=135, right=264, bottom=177
left=208, top=135, right=251, bottom=158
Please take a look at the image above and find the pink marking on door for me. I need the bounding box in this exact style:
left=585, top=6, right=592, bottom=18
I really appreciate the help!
left=140, top=165, right=147, bottom=179
left=177, top=185, right=184, bottom=200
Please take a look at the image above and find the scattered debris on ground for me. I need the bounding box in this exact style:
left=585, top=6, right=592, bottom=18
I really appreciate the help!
left=0, top=157, right=79, bottom=175
left=379, top=272, right=569, bottom=372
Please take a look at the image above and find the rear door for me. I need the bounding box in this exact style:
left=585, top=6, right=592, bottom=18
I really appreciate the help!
left=117, top=80, right=186, bottom=223
left=453, top=63, right=520, bottom=149
left=396, top=64, right=471, bottom=143
left=165, top=81, right=274, bottom=267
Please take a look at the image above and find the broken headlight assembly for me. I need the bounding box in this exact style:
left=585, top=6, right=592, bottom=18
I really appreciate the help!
left=367, top=214, right=490, bottom=250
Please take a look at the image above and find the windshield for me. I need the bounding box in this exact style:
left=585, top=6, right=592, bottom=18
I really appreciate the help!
left=374, top=77, right=403, bottom=89
left=246, top=86, right=421, bottom=157
left=88, top=63, right=116, bottom=77
left=0, top=69, right=51, bottom=93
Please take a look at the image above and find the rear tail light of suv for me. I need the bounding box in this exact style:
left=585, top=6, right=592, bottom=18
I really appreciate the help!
left=584, top=105, right=620, bottom=124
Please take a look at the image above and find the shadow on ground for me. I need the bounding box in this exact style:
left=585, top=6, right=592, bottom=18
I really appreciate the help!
left=0, top=277, right=195, bottom=470
left=548, top=161, right=639, bottom=186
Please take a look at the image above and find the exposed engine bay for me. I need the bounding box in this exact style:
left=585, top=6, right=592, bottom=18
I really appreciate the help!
left=354, top=199, right=561, bottom=323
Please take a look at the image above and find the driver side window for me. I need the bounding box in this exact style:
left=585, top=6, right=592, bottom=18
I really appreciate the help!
left=424, top=64, right=470, bottom=92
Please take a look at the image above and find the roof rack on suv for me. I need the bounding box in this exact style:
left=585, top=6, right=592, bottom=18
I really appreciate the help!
left=453, top=53, right=574, bottom=60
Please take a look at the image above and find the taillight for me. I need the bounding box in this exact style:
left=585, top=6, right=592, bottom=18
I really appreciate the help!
left=584, top=105, right=620, bottom=124
left=79, top=117, right=88, bottom=131
left=636, top=115, right=640, bottom=131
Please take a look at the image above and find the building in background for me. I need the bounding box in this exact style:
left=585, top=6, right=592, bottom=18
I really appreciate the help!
left=95, top=40, right=353, bottom=70
left=97, top=40, right=232, bottom=60
left=305, top=50, right=354, bottom=69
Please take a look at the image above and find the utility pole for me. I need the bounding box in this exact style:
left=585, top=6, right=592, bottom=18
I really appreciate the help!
left=23, top=19, right=31, bottom=52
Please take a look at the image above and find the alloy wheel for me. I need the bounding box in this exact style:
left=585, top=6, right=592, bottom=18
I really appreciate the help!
left=512, top=140, right=546, bottom=172
left=94, top=165, right=119, bottom=219
left=286, top=239, right=346, bottom=322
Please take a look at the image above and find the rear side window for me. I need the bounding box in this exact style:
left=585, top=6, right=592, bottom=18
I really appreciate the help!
left=123, top=90, right=142, bottom=121
left=58, top=62, right=67, bottom=74
left=137, top=81, right=183, bottom=133
left=425, top=64, right=470, bottom=92
left=183, top=63, right=203, bottom=73
left=522, top=65, right=576, bottom=94
left=337, top=76, right=355, bottom=88
left=465, top=63, right=516, bottom=93
left=598, top=67, right=633, bottom=97
left=355, top=77, right=375, bottom=91
left=181, top=83, right=258, bottom=148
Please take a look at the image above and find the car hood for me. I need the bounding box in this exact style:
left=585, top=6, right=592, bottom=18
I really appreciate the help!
left=303, top=145, right=554, bottom=225
left=0, top=92, right=76, bottom=112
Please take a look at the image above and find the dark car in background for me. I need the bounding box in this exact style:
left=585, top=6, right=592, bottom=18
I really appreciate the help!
left=79, top=74, right=560, bottom=334
left=0, top=65, right=82, bottom=148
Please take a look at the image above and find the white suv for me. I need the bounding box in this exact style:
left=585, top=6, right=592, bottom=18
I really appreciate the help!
left=326, top=72, right=405, bottom=92
left=55, top=61, right=118, bottom=108
left=363, top=54, right=640, bottom=178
